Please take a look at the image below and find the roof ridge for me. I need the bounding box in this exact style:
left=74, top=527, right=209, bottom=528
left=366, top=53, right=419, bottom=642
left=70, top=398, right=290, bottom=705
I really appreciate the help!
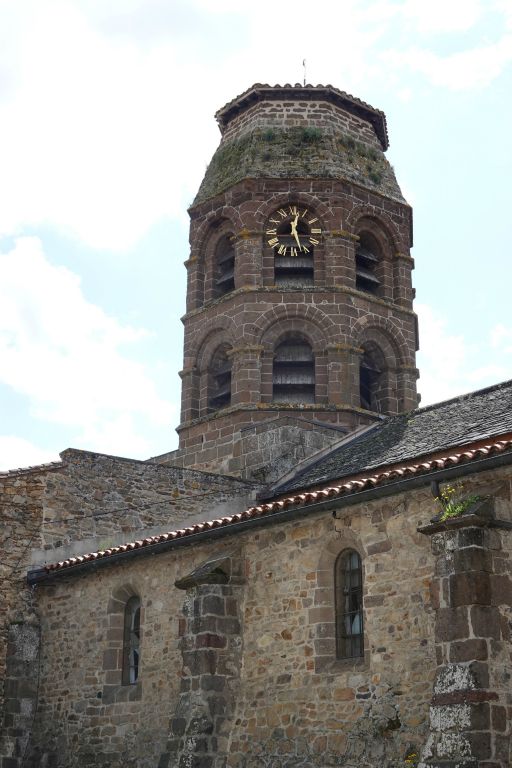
left=409, top=377, right=512, bottom=418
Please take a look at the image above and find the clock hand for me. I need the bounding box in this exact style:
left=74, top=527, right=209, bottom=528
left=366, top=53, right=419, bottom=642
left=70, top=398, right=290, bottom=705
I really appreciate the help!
left=290, top=215, right=301, bottom=249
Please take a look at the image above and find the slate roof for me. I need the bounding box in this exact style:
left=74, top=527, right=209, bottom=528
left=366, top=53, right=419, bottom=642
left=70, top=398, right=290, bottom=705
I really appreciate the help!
left=270, top=379, right=512, bottom=497
left=29, top=379, right=512, bottom=582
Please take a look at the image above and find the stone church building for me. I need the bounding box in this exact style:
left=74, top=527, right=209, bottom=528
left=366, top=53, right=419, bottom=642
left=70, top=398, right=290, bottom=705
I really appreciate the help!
left=2, top=83, right=512, bottom=768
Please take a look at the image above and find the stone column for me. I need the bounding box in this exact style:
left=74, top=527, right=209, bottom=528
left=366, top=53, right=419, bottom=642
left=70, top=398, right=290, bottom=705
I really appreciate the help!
left=233, top=230, right=261, bottom=289
left=179, top=366, right=200, bottom=424
left=0, top=620, right=41, bottom=767
left=393, top=252, right=415, bottom=308
left=228, top=345, right=263, bottom=406
left=185, top=255, right=204, bottom=313
left=324, top=230, right=357, bottom=289
left=326, top=343, right=363, bottom=407
left=396, top=365, right=420, bottom=412
left=160, top=550, right=245, bottom=768
left=418, top=498, right=512, bottom=768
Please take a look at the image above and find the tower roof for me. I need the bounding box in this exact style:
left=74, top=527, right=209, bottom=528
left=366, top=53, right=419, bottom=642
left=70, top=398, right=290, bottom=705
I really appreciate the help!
left=215, top=83, right=389, bottom=150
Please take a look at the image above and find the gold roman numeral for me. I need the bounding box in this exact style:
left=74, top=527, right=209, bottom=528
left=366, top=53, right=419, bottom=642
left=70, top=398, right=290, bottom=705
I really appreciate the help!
left=268, top=237, right=279, bottom=247
left=278, top=244, right=287, bottom=255
left=308, top=217, right=318, bottom=225
left=302, top=245, right=310, bottom=253
left=311, top=228, right=322, bottom=234
left=309, top=237, right=319, bottom=245
left=266, top=228, right=277, bottom=235
left=301, top=208, right=308, bottom=218
left=269, top=217, right=279, bottom=225
left=277, top=208, right=287, bottom=218
left=290, top=246, right=298, bottom=257
left=289, top=205, right=298, bottom=216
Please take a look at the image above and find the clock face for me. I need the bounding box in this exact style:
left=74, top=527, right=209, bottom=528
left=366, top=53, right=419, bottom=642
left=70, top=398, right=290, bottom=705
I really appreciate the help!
left=266, top=205, right=322, bottom=256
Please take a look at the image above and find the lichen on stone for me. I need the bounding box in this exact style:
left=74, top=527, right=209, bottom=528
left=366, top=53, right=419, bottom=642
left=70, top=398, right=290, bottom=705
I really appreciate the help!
left=193, top=126, right=404, bottom=206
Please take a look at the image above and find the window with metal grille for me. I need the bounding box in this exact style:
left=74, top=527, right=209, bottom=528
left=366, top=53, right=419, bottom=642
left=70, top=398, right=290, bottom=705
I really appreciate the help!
left=122, top=596, right=141, bottom=685
left=335, top=549, right=364, bottom=659
left=214, top=235, right=235, bottom=297
left=272, top=336, right=315, bottom=404
left=355, top=233, right=381, bottom=294
left=208, top=347, right=232, bottom=412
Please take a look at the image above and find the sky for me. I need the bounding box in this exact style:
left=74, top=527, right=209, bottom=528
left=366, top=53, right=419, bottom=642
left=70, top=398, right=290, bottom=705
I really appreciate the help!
left=1, top=0, right=511, bottom=471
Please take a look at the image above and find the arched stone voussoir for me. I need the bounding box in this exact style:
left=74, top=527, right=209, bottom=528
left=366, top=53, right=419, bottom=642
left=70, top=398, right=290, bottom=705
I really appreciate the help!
left=345, top=204, right=407, bottom=253
left=352, top=316, right=411, bottom=368
left=258, top=192, right=333, bottom=229
left=194, top=323, right=237, bottom=372
left=249, top=304, right=336, bottom=350
left=192, top=209, right=241, bottom=258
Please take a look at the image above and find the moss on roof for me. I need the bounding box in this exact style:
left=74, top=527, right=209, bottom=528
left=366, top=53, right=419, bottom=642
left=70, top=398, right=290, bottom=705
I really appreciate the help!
left=193, top=126, right=404, bottom=207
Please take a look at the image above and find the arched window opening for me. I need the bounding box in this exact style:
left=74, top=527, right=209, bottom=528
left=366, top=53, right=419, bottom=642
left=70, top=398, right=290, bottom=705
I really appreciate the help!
left=122, top=596, right=141, bottom=685
left=355, top=232, right=381, bottom=294
left=214, top=235, right=235, bottom=297
left=271, top=210, right=315, bottom=287
left=208, top=346, right=232, bottom=413
left=273, top=336, right=315, bottom=403
left=335, top=549, right=363, bottom=659
left=359, top=350, right=382, bottom=412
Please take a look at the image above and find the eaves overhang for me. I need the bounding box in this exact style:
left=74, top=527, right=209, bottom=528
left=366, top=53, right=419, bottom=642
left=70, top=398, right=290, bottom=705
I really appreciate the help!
left=27, top=437, right=512, bottom=586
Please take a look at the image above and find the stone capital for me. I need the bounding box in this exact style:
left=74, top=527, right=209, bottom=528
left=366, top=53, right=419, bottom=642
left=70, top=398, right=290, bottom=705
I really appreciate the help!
left=226, top=345, right=264, bottom=359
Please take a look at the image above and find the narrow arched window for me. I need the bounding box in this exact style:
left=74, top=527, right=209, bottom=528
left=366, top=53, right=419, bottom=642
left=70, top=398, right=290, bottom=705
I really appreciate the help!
left=355, top=232, right=381, bottom=294
left=359, top=351, right=381, bottom=412
left=208, top=346, right=232, bottom=412
left=335, top=549, right=363, bottom=659
left=122, top=596, right=141, bottom=685
left=272, top=336, right=315, bottom=403
left=214, top=235, right=235, bottom=297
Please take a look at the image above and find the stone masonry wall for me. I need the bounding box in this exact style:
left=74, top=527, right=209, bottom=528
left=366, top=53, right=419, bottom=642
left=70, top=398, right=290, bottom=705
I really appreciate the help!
left=0, top=465, right=54, bottom=763
left=15, top=479, right=453, bottom=767
left=418, top=494, right=512, bottom=767
left=178, top=173, right=417, bottom=478
left=7, top=463, right=510, bottom=766
left=196, top=96, right=404, bottom=205
left=0, top=450, right=257, bottom=767
left=37, top=449, right=257, bottom=552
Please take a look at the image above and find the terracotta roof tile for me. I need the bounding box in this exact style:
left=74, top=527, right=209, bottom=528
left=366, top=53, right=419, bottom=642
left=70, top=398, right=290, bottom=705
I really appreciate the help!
left=40, top=435, right=512, bottom=577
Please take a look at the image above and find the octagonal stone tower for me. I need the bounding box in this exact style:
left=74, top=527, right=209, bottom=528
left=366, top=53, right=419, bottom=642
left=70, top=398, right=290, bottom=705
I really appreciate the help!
left=170, top=83, right=419, bottom=481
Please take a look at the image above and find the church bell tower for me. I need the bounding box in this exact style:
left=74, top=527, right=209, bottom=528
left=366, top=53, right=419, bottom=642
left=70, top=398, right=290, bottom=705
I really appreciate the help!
left=174, top=83, right=419, bottom=481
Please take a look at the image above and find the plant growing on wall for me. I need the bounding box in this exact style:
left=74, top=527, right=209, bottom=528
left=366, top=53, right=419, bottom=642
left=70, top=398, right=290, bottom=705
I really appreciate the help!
left=435, top=482, right=481, bottom=522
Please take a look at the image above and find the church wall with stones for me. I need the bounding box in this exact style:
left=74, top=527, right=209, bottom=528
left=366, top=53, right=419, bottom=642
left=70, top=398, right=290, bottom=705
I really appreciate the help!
left=15, top=485, right=437, bottom=766
left=0, top=449, right=257, bottom=765
left=15, top=475, right=500, bottom=767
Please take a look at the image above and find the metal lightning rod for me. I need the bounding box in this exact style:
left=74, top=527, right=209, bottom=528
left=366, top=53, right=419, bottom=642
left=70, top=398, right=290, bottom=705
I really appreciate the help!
left=303, top=59, right=306, bottom=86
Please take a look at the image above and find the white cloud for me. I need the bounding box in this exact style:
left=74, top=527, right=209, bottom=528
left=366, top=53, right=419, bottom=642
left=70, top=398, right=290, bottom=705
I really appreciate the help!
left=2, top=0, right=510, bottom=255
left=416, top=303, right=512, bottom=406
left=0, top=1, right=220, bottom=249
left=491, top=323, right=512, bottom=353
left=400, top=0, right=483, bottom=33
left=0, top=436, right=59, bottom=472
left=383, top=34, right=512, bottom=89
left=0, top=237, right=175, bottom=457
